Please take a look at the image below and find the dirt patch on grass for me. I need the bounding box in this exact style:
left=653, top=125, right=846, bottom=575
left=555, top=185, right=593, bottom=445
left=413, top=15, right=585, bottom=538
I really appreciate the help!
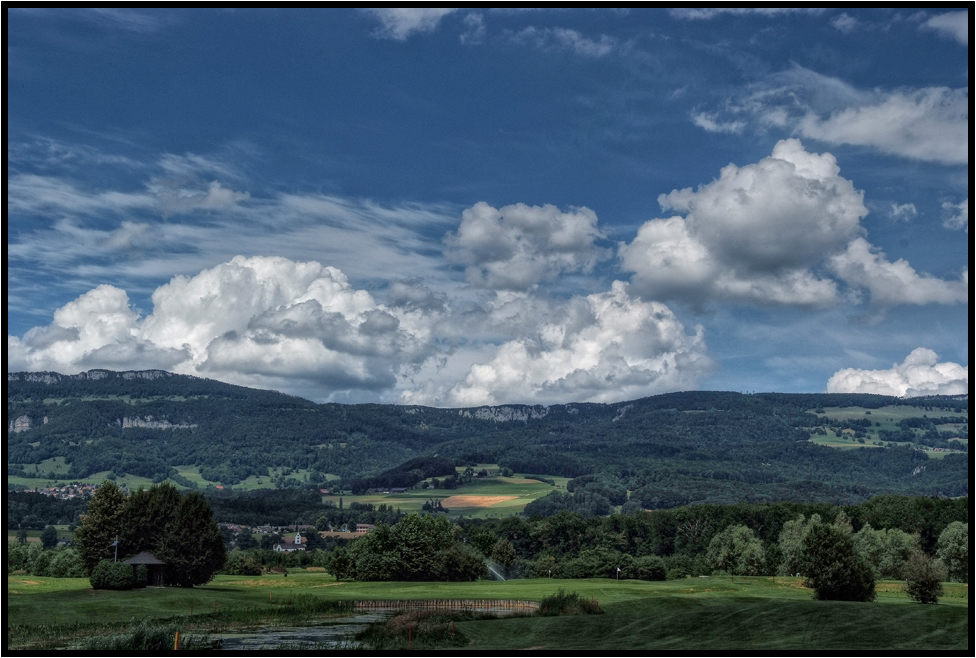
left=440, top=495, right=518, bottom=508
left=9, top=579, right=42, bottom=586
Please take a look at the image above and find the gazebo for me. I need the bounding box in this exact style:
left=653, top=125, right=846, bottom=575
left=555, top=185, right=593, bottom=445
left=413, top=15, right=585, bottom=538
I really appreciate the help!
left=123, top=551, right=167, bottom=587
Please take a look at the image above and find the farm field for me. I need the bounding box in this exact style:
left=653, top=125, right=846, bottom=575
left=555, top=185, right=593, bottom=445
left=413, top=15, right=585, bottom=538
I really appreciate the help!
left=814, top=405, right=967, bottom=427
left=6, top=572, right=968, bottom=650
left=322, top=473, right=568, bottom=519
left=808, top=406, right=968, bottom=459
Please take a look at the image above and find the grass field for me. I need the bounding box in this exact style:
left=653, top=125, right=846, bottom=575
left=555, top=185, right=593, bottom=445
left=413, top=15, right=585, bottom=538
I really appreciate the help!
left=6, top=572, right=968, bottom=650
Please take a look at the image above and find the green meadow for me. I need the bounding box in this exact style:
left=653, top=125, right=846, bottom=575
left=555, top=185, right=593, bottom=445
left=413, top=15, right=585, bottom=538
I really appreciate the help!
left=6, top=571, right=968, bottom=650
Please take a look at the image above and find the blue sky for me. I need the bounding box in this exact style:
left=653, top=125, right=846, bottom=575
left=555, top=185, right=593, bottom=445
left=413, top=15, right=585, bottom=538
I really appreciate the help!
left=6, top=8, right=970, bottom=405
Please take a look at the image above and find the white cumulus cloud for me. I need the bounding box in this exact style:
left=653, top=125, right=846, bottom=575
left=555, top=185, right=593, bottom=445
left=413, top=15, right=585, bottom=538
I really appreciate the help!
left=827, top=348, right=969, bottom=397
left=420, top=281, right=711, bottom=407
left=827, top=238, right=968, bottom=306
left=445, top=201, right=607, bottom=291
left=620, top=139, right=965, bottom=309
left=8, top=256, right=440, bottom=399
left=620, top=139, right=861, bottom=306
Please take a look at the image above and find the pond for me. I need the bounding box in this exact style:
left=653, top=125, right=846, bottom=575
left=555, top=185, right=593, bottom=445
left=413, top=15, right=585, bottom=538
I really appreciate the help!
left=214, top=612, right=389, bottom=650
left=214, top=602, right=535, bottom=650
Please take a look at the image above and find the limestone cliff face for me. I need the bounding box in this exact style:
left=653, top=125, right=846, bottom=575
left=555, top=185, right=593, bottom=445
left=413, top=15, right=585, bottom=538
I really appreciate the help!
left=8, top=415, right=32, bottom=433
left=121, top=416, right=197, bottom=430
left=8, top=369, right=176, bottom=384
left=459, top=406, right=550, bottom=422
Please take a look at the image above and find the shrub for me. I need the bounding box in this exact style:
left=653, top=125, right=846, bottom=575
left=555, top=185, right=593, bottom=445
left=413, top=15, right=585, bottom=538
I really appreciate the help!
left=47, top=548, right=86, bottom=578
left=90, top=560, right=135, bottom=590
left=222, top=550, right=264, bottom=576
left=903, top=551, right=945, bottom=604
left=666, top=567, right=688, bottom=580
left=538, top=589, right=602, bottom=616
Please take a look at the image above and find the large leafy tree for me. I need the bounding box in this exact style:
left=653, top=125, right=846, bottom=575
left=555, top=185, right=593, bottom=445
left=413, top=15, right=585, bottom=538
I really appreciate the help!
left=706, top=524, right=765, bottom=576
left=800, top=524, right=875, bottom=602
left=935, top=521, right=968, bottom=583
left=349, top=514, right=485, bottom=581
left=777, top=514, right=822, bottom=576
left=75, top=480, right=127, bottom=574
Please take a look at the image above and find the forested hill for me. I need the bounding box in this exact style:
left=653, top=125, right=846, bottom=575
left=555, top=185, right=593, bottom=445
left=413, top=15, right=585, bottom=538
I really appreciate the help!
left=7, top=370, right=968, bottom=506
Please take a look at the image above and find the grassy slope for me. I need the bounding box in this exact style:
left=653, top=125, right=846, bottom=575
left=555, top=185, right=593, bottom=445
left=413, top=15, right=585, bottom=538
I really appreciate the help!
left=6, top=573, right=968, bottom=650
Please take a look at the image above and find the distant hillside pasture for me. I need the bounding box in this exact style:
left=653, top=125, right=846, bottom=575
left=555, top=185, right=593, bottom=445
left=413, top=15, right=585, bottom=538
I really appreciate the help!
left=319, top=475, right=565, bottom=518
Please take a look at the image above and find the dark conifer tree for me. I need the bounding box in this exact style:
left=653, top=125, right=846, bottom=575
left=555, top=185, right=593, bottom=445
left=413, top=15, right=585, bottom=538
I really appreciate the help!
left=158, top=492, right=227, bottom=587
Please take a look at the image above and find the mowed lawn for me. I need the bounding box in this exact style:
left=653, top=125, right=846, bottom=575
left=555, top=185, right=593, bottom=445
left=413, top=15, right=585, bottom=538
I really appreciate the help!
left=6, top=573, right=968, bottom=650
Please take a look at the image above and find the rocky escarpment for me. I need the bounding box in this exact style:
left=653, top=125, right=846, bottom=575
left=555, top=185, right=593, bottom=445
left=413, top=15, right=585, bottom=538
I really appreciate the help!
left=8, top=369, right=177, bottom=384
left=459, top=406, right=550, bottom=422
left=7, top=415, right=48, bottom=433
left=120, top=416, right=197, bottom=430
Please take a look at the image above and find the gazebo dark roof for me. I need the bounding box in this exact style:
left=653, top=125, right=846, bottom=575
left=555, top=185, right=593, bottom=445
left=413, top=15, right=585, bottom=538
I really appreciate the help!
left=123, top=551, right=167, bottom=565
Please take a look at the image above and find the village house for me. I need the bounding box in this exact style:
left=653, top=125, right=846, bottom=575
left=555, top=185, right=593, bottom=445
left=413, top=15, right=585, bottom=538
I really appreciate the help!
left=356, top=524, right=376, bottom=534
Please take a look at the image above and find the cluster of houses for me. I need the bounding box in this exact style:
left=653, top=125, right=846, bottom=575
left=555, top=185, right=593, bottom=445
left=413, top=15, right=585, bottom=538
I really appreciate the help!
left=18, top=483, right=97, bottom=499
left=216, top=523, right=376, bottom=552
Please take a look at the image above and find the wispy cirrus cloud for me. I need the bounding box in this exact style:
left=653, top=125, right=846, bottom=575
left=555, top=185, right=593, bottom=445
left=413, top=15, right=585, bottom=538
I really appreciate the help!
left=506, top=26, right=619, bottom=58
left=692, top=67, right=969, bottom=165
left=361, top=8, right=459, bottom=40
left=921, top=10, right=969, bottom=46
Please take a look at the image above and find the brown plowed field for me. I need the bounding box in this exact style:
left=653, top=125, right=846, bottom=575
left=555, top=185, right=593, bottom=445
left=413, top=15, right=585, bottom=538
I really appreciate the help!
left=440, top=495, right=517, bottom=508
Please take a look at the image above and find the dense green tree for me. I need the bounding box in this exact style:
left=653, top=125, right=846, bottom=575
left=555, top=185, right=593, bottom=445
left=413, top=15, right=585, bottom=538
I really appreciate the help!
left=325, top=546, right=354, bottom=581
left=348, top=514, right=484, bottom=581
left=490, top=538, right=518, bottom=570
left=935, top=522, right=968, bottom=583
left=902, top=550, right=945, bottom=604
left=40, top=525, right=59, bottom=549
left=851, top=525, right=918, bottom=579
left=75, top=480, right=127, bottom=574
left=157, top=492, right=226, bottom=587
left=707, top=525, right=765, bottom=576
left=120, top=482, right=183, bottom=557
left=800, top=524, right=875, bottom=602
left=777, top=514, right=822, bottom=576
